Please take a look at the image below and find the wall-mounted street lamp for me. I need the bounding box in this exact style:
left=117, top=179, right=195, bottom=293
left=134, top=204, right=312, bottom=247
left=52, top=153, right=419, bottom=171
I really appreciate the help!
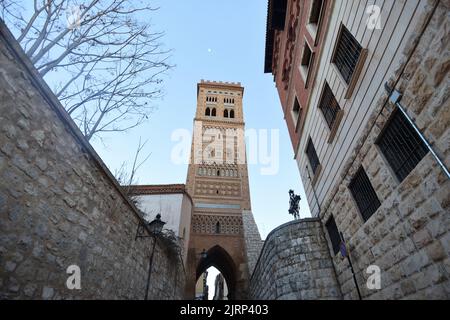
left=148, top=214, right=166, bottom=234
left=200, top=249, right=208, bottom=260
left=135, top=213, right=166, bottom=300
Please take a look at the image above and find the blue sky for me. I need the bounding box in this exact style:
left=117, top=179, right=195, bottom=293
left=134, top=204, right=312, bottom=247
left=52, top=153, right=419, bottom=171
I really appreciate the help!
left=90, top=0, right=311, bottom=238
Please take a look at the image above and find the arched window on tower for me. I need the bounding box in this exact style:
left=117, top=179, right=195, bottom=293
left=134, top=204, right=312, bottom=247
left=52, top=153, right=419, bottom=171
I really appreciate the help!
left=215, top=222, right=221, bottom=234
left=205, top=107, right=211, bottom=116
left=224, top=109, right=229, bottom=118
left=212, top=108, right=217, bottom=117
left=230, top=110, right=235, bottom=118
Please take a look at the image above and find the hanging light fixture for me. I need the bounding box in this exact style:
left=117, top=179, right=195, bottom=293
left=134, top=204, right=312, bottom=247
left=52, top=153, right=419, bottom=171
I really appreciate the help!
left=147, top=214, right=165, bottom=235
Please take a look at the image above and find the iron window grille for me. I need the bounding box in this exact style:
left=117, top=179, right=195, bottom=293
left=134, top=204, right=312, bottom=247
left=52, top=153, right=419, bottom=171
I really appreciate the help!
left=319, top=82, right=341, bottom=129
left=349, top=167, right=381, bottom=222
left=332, top=25, right=362, bottom=84
left=325, top=215, right=341, bottom=255
left=306, top=138, right=320, bottom=175
left=376, top=110, right=429, bottom=182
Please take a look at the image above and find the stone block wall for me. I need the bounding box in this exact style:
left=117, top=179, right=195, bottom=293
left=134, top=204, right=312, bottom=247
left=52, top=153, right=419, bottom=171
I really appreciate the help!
left=0, top=21, right=184, bottom=300
left=242, top=211, right=264, bottom=276
left=249, top=218, right=341, bottom=300
left=319, top=0, right=450, bottom=300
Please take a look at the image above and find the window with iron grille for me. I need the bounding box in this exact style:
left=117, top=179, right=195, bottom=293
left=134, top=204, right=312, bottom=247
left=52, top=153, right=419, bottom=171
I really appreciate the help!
left=325, top=215, right=341, bottom=255
left=376, top=110, right=429, bottom=182
left=332, top=25, right=362, bottom=84
left=306, top=138, right=320, bottom=175
left=349, top=167, right=381, bottom=222
left=319, top=82, right=341, bottom=129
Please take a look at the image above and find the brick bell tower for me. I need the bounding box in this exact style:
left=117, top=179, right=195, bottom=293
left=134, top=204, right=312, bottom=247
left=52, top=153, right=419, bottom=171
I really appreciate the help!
left=185, top=80, right=257, bottom=300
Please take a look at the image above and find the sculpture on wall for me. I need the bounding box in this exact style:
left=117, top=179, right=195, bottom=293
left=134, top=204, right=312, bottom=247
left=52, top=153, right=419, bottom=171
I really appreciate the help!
left=288, top=189, right=301, bottom=220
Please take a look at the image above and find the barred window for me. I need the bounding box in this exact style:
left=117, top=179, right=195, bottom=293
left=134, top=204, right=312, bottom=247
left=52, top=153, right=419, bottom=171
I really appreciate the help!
left=349, top=167, right=381, bottom=222
left=332, top=25, right=362, bottom=84
left=376, top=110, right=428, bottom=182
left=319, top=82, right=341, bottom=129
left=306, top=138, right=320, bottom=175
left=325, top=215, right=341, bottom=255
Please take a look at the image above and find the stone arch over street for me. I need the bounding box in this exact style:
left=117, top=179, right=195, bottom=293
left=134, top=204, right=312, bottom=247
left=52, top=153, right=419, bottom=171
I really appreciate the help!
left=195, top=245, right=237, bottom=300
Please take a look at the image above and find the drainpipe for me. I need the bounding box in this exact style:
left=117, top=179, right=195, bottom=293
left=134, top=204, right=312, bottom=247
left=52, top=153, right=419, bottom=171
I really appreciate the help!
left=305, top=165, right=322, bottom=216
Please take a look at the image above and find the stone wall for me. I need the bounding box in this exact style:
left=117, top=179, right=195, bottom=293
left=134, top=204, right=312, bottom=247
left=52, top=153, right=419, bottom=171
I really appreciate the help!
left=319, top=0, right=450, bottom=300
left=0, top=21, right=185, bottom=300
left=242, top=211, right=264, bottom=275
left=249, top=218, right=341, bottom=300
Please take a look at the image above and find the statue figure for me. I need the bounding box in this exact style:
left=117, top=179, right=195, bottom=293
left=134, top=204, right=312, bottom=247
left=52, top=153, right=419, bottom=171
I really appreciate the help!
left=288, top=189, right=301, bottom=220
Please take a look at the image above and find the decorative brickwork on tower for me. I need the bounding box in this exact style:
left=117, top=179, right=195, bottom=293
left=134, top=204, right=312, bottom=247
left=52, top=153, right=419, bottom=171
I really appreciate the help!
left=185, top=80, right=261, bottom=299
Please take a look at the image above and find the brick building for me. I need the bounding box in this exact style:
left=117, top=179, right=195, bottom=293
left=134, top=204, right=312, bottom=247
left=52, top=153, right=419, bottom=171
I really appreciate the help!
left=185, top=80, right=263, bottom=299
left=262, top=0, right=450, bottom=299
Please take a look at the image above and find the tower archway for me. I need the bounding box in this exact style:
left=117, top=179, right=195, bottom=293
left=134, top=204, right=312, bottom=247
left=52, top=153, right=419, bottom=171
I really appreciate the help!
left=195, top=246, right=237, bottom=300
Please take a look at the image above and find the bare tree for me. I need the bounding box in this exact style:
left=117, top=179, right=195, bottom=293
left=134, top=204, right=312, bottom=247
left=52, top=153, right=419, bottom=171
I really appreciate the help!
left=1, top=0, right=172, bottom=141
left=114, top=136, right=151, bottom=204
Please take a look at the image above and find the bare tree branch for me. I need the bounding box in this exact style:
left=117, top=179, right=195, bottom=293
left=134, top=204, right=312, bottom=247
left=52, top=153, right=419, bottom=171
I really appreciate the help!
left=1, top=0, right=173, bottom=141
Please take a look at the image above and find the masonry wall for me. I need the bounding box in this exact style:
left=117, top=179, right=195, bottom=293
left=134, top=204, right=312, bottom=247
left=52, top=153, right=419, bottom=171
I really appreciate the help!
left=301, top=0, right=450, bottom=300
left=249, top=218, right=341, bottom=300
left=0, top=22, right=185, bottom=300
left=242, top=210, right=264, bottom=276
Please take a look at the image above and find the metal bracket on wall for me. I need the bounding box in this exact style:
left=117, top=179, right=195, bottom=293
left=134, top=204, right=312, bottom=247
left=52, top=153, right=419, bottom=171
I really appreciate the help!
left=135, top=221, right=151, bottom=240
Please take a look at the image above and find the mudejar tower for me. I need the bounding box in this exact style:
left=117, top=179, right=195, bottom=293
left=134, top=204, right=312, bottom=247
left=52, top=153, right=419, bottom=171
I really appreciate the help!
left=185, top=80, right=259, bottom=299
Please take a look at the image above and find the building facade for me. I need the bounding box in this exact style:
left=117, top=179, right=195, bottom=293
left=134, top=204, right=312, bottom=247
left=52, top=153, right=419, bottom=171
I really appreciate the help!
left=264, top=0, right=450, bottom=299
left=130, top=184, right=193, bottom=264
left=265, top=0, right=333, bottom=151
left=185, top=80, right=262, bottom=299
left=213, top=273, right=229, bottom=300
